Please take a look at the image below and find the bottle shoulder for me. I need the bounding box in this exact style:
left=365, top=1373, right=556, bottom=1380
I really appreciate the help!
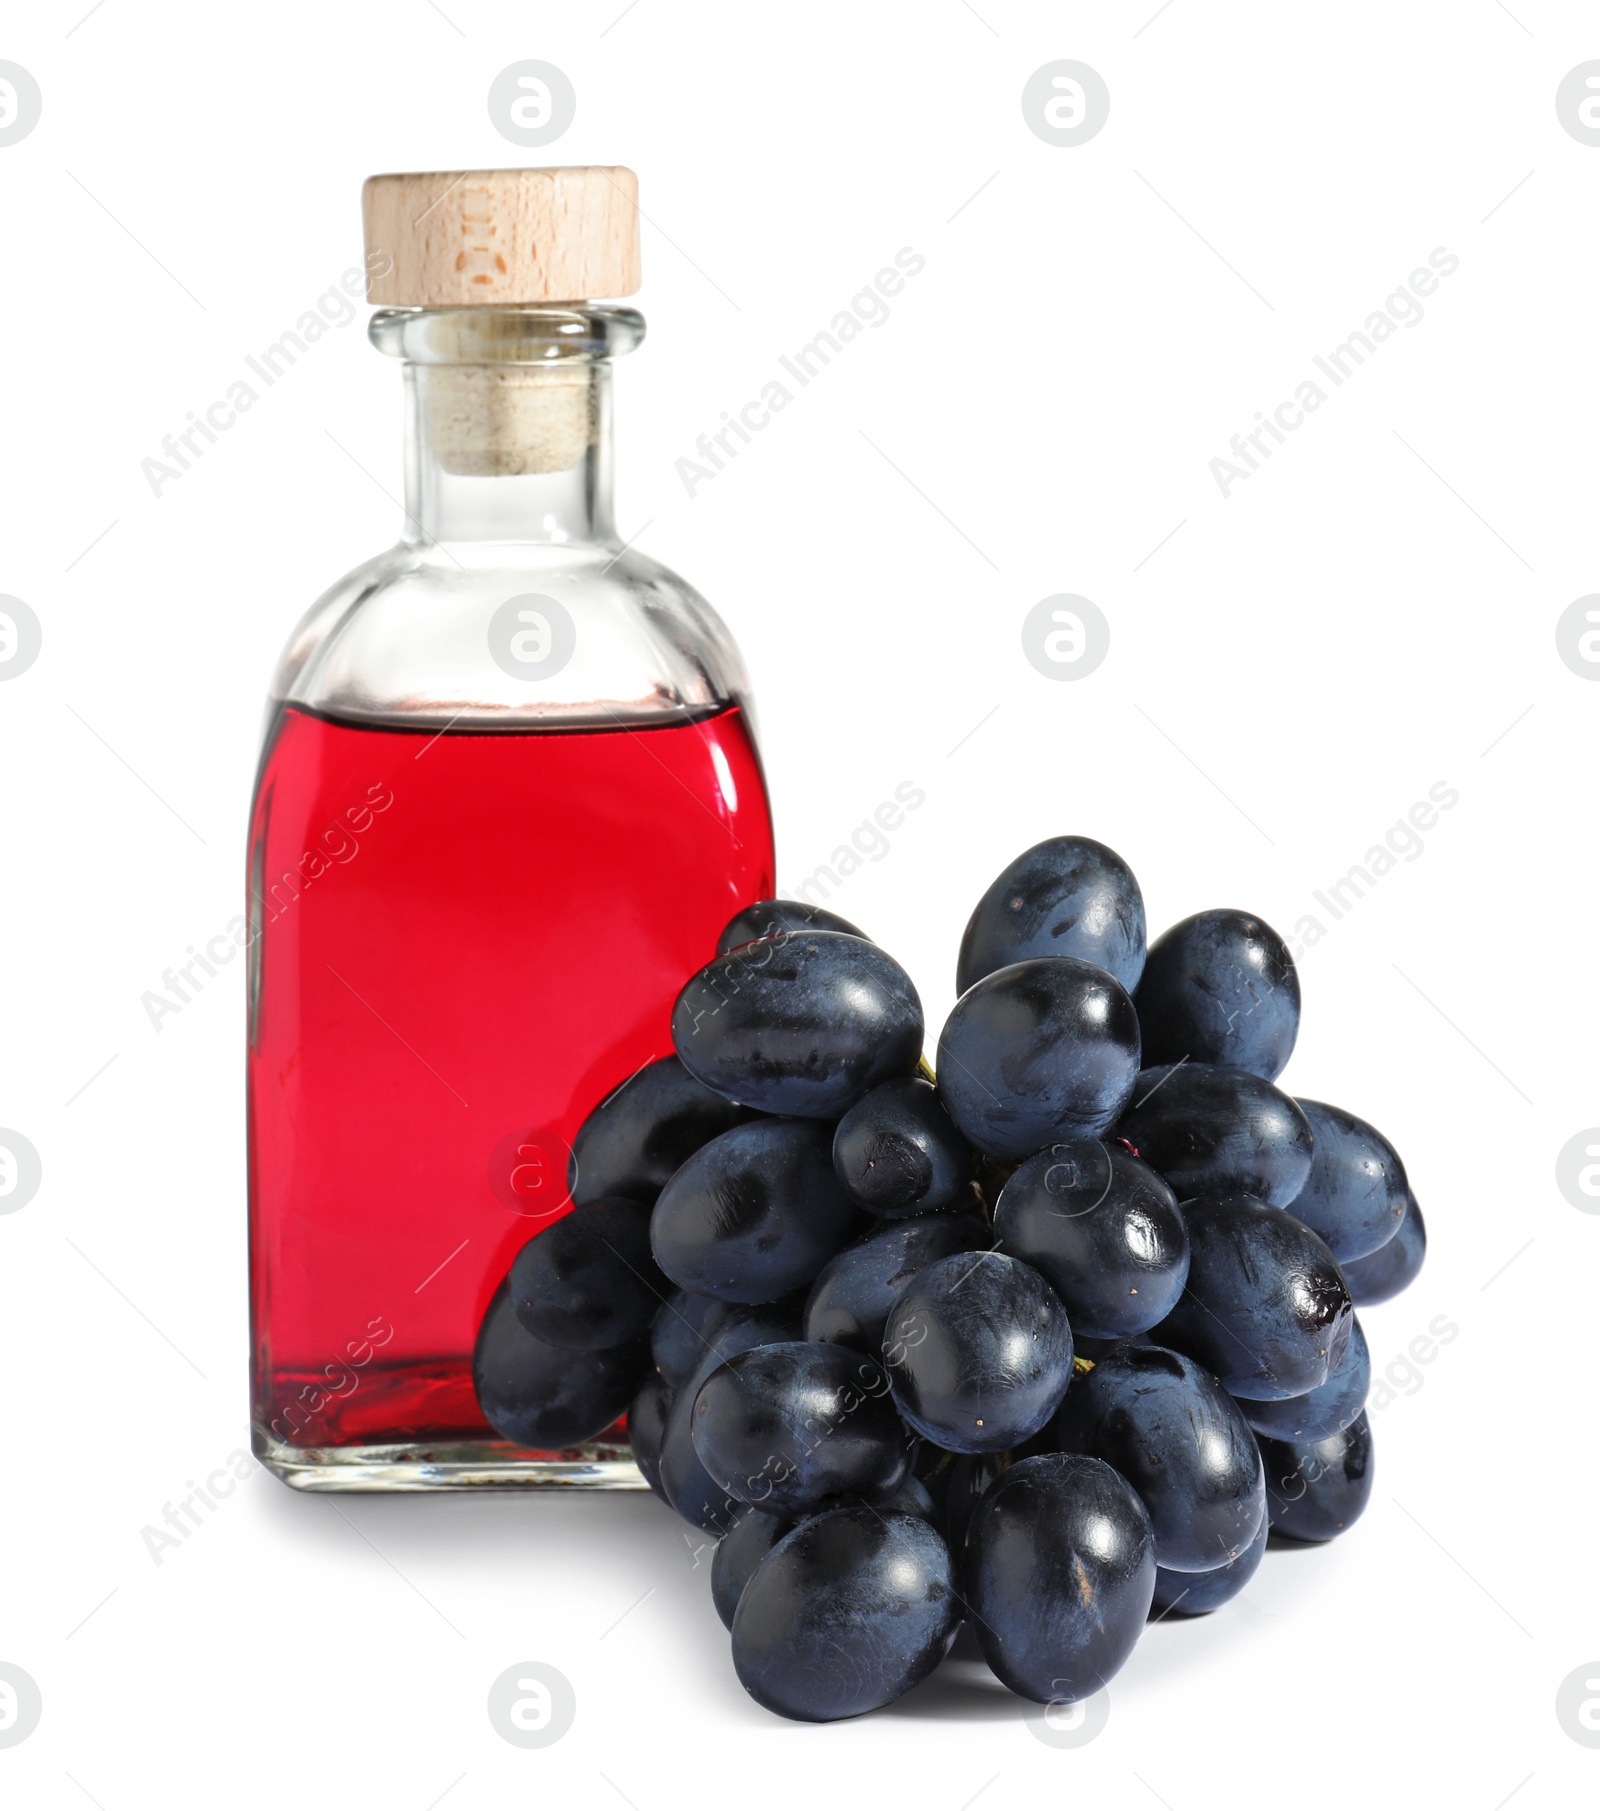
left=271, top=540, right=753, bottom=731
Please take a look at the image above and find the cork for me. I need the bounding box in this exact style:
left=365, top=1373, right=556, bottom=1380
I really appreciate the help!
left=419, top=363, right=595, bottom=477
left=362, top=166, right=641, bottom=307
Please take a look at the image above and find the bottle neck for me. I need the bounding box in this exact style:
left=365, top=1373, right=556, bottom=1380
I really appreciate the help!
left=403, top=360, right=615, bottom=547
left=371, top=305, right=646, bottom=551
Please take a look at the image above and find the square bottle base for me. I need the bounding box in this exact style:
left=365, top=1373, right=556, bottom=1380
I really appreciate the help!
left=253, top=1426, right=648, bottom=1492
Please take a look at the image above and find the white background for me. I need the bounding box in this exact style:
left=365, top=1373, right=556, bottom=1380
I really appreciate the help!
left=1, top=2, right=1595, bottom=1806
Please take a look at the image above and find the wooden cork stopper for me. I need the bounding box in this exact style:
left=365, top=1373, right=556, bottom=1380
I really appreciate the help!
left=420, top=364, right=594, bottom=477
left=362, top=166, right=641, bottom=307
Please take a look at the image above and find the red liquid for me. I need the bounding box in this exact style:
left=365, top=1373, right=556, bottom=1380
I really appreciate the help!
left=247, top=703, right=773, bottom=1452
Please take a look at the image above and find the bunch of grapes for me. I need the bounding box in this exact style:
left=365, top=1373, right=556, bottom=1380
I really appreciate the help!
left=474, top=837, right=1425, bottom=1723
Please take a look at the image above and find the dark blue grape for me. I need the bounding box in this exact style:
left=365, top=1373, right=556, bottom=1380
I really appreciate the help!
left=956, top=836, right=1146, bottom=995
left=658, top=1403, right=743, bottom=1536
left=936, top=957, right=1141, bottom=1160
left=690, top=1341, right=910, bottom=1515
left=508, top=1198, right=664, bottom=1350
left=732, top=1508, right=959, bottom=1721
left=884, top=1473, right=938, bottom=1520
left=713, top=1505, right=795, bottom=1630
left=656, top=1303, right=804, bottom=1532
left=965, top=1452, right=1155, bottom=1704
left=1259, top=1411, right=1374, bottom=1543
left=682, top=1302, right=807, bottom=1390
left=1151, top=1519, right=1267, bottom=1617
left=803, top=1212, right=988, bottom=1353
left=1285, top=1100, right=1409, bottom=1261
left=1341, top=1188, right=1426, bottom=1306
left=994, top=1138, right=1188, bottom=1338
left=884, top=1251, right=1073, bottom=1453
left=1136, top=909, right=1300, bottom=1081
left=717, top=898, right=868, bottom=953
left=1117, top=1063, right=1313, bottom=1207
left=927, top=1452, right=1003, bottom=1555
left=650, top=1287, right=724, bottom=1391
left=1239, top=1317, right=1370, bottom=1442
left=569, top=1056, right=759, bottom=1206
left=832, top=1076, right=974, bottom=1217
left=473, top=1283, right=647, bottom=1450
left=1149, top=1194, right=1353, bottom=1401
left=672, top=931, right=923, bottom=1118
left=629, top=1369, right=673, bottom=1499
left=710, top=1475, right=936, bottom=1632
left=1052, top=1343, right=1265, bottom=1573
left=650, top=1119, right=861, bottom=1304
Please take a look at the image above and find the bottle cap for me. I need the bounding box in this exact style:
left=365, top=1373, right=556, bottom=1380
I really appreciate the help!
left=362, top=167, right=641, bottom=307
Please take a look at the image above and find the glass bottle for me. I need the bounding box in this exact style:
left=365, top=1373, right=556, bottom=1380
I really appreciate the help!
left=247, top=167, right=775, bottom=1489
